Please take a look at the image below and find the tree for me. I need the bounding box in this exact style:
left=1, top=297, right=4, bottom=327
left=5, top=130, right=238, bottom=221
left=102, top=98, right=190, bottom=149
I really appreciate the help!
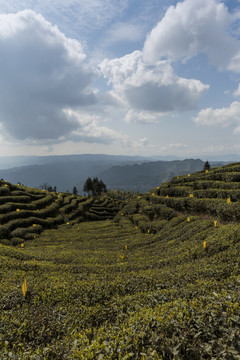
left=73, top=186, right=78, bottom=195
left=204, top=161, right=211, bottom=171
left=83, top=177, right=107, bottom=197
left=83, top=177, right=93, bottom=196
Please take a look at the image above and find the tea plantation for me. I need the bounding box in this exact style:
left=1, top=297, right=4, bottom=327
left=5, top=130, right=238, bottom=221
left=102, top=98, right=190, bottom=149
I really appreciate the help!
left=0, top=163, right=239, bottom=359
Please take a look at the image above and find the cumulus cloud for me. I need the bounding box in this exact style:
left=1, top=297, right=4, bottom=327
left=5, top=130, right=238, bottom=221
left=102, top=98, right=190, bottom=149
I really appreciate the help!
left=192, top=101, right=240, bottom=132
left=233, top=83, right=240, bottom=97
left=64, top=109, right=126, bottom=144
left=125, top=110, right=163, bottom=124
left=100, top=50, right=209, bottom=120
left=143, top=0, right=239, bottom=70
left=0, top=10, right=100, bottom=141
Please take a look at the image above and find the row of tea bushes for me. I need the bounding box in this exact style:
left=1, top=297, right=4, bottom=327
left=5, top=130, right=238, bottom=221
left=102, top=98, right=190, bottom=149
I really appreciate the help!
left=0, top=182, right=123, bottom=244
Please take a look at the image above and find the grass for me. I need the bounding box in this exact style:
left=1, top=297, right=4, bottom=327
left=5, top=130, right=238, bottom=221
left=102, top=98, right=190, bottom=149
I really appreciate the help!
left=0, top=216, right=239, bottom=359
left=0, top=163, right=240, bottom=359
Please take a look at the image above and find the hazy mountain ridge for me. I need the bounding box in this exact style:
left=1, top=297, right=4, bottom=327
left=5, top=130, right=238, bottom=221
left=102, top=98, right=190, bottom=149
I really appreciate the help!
left=97, top=159, right=216, bottom=193
left=0, top=155, right=227, bottom=193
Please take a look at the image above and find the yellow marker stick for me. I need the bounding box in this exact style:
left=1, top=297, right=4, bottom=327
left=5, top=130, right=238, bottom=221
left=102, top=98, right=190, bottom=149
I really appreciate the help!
left=22, top=278, right=27, bottom=297
left=203, top=241, right=207, bottom=250
left=187, top=217, right=190, bottom=222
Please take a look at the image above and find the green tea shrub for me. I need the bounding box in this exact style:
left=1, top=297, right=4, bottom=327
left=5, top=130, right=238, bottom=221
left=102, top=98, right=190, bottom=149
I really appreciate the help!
left=0, top=196, right=31, bottom=205
left=0, top=187, right=10, bottom=196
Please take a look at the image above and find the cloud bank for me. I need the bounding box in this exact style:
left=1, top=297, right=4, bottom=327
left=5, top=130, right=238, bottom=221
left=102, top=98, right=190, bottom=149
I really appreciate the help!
left=143, top=0, right=239, bottom=70
left=0, top=10, right=122, bottom=145
left=100, top=50, right=209, bottom=123
left=192, top=101, right=240, bottom=134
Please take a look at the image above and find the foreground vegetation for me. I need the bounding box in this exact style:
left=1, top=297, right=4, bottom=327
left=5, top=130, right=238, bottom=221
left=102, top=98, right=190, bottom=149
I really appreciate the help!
left=0, top=163, right=240, bottom=359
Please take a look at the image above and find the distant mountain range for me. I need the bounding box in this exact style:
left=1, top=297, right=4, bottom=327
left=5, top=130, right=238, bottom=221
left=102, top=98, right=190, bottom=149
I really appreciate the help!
left=96, top=159, right=205, bottom=193
left=0, top=154, right=230, bottom=193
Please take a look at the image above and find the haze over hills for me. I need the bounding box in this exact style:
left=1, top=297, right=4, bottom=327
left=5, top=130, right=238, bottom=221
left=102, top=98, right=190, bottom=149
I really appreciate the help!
left=97, top=159, right=226, bottom=193
left=0, top=154, right=150, bottom=192
left=0, top=154, right=229, bottom=193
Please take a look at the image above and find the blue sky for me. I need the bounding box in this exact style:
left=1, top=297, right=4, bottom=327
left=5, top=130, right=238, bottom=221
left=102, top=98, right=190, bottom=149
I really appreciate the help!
left=0, top=0, right=240, bottom=159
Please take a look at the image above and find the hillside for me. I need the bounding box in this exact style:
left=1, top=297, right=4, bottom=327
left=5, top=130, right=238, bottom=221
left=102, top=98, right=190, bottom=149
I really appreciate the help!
left=0, top=154, right=149, bottom=192
left=0, top=162, right=240, bottom=359
left=95, top=158, right=205, bottom=193
left=0, top=181, right=122, bottom=246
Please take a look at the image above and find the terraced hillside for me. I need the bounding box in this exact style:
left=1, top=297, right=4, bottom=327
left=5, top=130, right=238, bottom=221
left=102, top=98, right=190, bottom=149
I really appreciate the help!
left=0, top=163, right=239, bottom=359
left=116, top=162, right=240, bottom=236
left=0, top=180, right=122, bottom=246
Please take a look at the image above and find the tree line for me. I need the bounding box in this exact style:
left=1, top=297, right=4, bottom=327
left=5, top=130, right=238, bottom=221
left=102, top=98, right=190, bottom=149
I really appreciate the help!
left=83, top=177, right=107, bottom=196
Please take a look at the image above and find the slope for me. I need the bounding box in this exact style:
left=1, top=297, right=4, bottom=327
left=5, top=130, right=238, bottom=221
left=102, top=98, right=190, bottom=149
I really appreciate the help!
left=0, top=180, right=122, bottom=246
left=0, top=162, right=239, bottom=359
left=98, top=158, right=205, bottom=192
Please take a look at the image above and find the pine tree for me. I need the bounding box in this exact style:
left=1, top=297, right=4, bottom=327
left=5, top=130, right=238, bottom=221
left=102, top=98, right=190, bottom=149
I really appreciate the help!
left=73, top=186, right=78, bottom=195
left=83, top=177, right=106, bottom=196
left=204, top=161, right=211, bottom=170
left=83, top=177, right=93, bottom=196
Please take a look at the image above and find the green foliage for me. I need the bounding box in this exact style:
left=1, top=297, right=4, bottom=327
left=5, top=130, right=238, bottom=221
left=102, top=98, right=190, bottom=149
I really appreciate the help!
left=0, top=164, right=240, bottom=358
left=83, top=177, right=107, bottom=197
left=0, top=218, right=239, bottom=359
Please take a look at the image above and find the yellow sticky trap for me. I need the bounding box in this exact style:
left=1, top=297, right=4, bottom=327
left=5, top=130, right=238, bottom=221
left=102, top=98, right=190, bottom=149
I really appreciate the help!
left=138, top=196, right=141, bottom=199
left=121, top=213, right=124, bottom=216
left=4, top=184, right=8, bottom=187
left=203, top=241, right=207, bottom=250
left=21, top=243, right=24, bottom=248
left=187, top=217, right=190, bottom=222
left=152, top=193, right=155, bottom=196
left=32, top=224, right=37, bottom=227
left=214, top=220, right=217, bottom=227
left=22, top=278, right=27, bottom=297
left=125, top=244, right=128, bottom=250
left=205, top=170, right=208, bottom=174
left=67, top=222, right=70, bottom=225
left=165, top=195, right=169, bottom=198
left=227, top=197, right=231, bottom=204
left=135, top=226, right=138, bottom=230
left=177, top=176, right=179, bottom=179
left=147, top=229, right=150, bottom=234
left=16, top=209, right=20, bottom=212
left=189, top=194, right=194, bottom=198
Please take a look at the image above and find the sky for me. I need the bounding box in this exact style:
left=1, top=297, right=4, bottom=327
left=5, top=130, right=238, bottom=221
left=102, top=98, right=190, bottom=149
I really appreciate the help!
left=0, top=0, right=240, bottom=159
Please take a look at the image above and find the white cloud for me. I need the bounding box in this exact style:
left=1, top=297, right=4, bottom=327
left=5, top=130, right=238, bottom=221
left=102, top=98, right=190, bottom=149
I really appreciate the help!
left=64, top=109, right=127, bottom=144
left=233, top=83, right=240, bottom=97
left=100, top=50, right=209, bottom=116
left=125, top=110, right=163, bottom=124
left=192, top=101, right=240, bottom=131
left=143, top=0, right=239, bottom=70
left=0, top=10, right=99, bottom=141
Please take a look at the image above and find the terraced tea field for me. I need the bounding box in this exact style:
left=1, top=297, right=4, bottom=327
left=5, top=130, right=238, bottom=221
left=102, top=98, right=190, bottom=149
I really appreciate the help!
left=0, top=181, right=121, bottom=246
left=0, top=162, right=240, bottom=359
